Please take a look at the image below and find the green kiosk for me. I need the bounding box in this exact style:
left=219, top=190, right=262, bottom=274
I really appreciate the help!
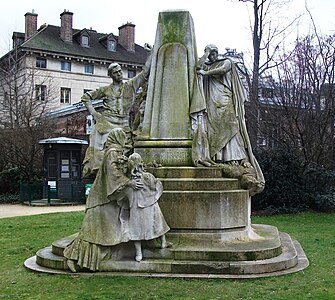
left=39, top=137, right=88, bottom=203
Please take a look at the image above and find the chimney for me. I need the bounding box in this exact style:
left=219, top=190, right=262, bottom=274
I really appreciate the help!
left=60, top=10, right=73, bottom=43
left=25, top=11, right=38, bottom=41
left=118, top=22, right=135, bottom=52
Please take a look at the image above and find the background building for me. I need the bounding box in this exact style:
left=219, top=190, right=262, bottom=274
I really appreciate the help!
left=0, top=10, right=148, bottom=198
left=0, top=9, right=147, bottom=137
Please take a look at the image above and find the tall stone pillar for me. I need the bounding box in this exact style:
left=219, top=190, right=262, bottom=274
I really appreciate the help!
left=135, top=10, right=206, bottom=166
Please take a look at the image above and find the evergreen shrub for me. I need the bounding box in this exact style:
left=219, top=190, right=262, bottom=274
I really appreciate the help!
left=252, top=147, right=335, bottom=214
left=0, top=168, right=20, bottom=194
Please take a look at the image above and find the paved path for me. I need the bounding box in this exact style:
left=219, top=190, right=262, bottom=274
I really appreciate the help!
left=0, top=204, right=85, bottom=219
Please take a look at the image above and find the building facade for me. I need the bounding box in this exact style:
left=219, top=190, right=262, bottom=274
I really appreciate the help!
left=1, top=10, right=147, bottom=114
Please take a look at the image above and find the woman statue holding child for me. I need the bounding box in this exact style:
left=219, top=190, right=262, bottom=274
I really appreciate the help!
left=64, top=128, right=170, bottom=272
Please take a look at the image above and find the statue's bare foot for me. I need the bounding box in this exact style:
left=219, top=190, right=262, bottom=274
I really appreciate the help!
left=161, top=241, right=173, bottom=249
left=135, top=252, right=143, bottom=262
left=134, top=241, right=142, bottom=262
left=227, top=160, right=240, bottom=166
left=160, top=235, right=173, bottom=249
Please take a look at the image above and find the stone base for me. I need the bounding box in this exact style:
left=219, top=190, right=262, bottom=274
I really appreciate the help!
left=24, top=224, right=309, bottom=278
left=24, top=166, right=309, bottom=278
left=145, top=167, right=251, bottom=230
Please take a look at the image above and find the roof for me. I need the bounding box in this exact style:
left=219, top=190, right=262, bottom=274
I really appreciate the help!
left=38, top=137, right=88, bottom=145
left=16, top=24, right=147, bottom=65
left=46, top=100, right=103, bottom=118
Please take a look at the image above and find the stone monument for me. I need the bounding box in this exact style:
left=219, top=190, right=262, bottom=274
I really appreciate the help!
left=135, top=9, right=204, bottom=166
left=25, top=9, right=308, bottom=278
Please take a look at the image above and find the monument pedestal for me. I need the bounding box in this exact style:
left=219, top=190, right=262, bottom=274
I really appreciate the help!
left=25, top=166, right=309, bottom=278
left=25, top=226, right=308, bottom=278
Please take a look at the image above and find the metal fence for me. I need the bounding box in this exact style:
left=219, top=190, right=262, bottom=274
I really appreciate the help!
left=20, top=182, right=87, bottom=205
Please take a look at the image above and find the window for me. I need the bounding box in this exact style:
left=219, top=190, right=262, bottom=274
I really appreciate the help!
left=128, top=69, right=136, bottom=78
left=35, top=85, right=46, bottom=101
left=60, top=151, right=70, bottom=179
left=84, top=64, right=94, bottom=74
left=107, top=39, right=116, bottom=51
left=60, top=87, right=71, bottom=104
left=60, top=150, right=80, bottom=179
left=61, top=61, right=71, bottom=71
left=81, top=35, right=89, bottom=47
left=36, top=57, right=47, bottom=68
left=47, top=151, right=57, bottom=179
left=71, top=152, right=80, bottom=179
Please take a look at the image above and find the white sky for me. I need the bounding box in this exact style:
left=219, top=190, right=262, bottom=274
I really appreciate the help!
left=0, top=0, right=334, bottom=60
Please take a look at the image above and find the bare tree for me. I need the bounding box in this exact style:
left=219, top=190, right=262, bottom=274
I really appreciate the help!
left=238, top=0, right=300, bottom=145
left=0, top=49, right=57, bottom=181
left=260, top=33, right=335, bottom=167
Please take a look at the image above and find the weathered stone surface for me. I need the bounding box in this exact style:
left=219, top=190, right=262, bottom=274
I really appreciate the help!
left=160, top=190, right=249, bottom=229
left=36, top=246, right=68, bottom=270
left=159, top=177, right=239, bottom=191
left=26, top=228, right=306, bottom=276
left=136, top=146, right=192, bottom=166
left=52, top=233, right=78, bottom=256
left=168, top=224, right=282, bottom=261
left=146, top=166, right=223, bottom=179
left=147, top=166, right=249, bottom=230
left=140, top=10, right=199, bottom=141
left=135, top=10, right=203, bottom=166
left=27, top=162, right=308, bottom=277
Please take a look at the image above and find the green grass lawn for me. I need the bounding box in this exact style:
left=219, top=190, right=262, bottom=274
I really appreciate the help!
left=0, top=211, right=334, bottom=300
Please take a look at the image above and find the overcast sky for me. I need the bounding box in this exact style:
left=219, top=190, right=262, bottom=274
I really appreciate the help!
left=1, top=0, right=334, bottom=60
